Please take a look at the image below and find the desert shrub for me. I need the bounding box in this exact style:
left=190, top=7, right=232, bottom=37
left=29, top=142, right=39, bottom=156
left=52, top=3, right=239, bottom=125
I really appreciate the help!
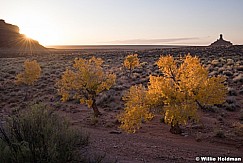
left=15, top=59, right=41, bottom=101
left=90, top=116, right=99, bottom=126
left=119, top=54, right=227, bottom=133
left=214, top=129, right=225, bottom=138
left=228, top=87, right=237, bottom=96
left=85, top=153, right=117, bottom=163
left=15, top=59, right=41, bottom=85
left=0, top=103, right=89, bottom=163
left=57, top=56, right=116, bottom=117
left=233, top=122, right=243, bottom=137
left=123, top=54, right=140, bottom=77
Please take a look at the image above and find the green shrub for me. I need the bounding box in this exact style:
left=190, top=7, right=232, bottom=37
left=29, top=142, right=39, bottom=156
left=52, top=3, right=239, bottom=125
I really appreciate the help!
left=0, top=103, right=89, bottom=163
left=214, top=129, right=225, bottom=138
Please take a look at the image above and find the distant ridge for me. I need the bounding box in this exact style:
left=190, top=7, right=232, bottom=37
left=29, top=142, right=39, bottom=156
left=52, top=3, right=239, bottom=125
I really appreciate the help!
left=0, top=19, right=48, bottom=57
left=47, top=45, right=187, bottom=50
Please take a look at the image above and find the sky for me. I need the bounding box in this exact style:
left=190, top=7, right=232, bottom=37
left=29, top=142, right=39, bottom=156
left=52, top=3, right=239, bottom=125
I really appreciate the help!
left=1, top=0, right=243, bottom=46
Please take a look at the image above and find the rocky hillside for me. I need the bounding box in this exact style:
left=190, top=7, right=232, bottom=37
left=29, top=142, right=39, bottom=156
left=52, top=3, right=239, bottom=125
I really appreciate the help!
left=0, top=19, right=48, bottom=57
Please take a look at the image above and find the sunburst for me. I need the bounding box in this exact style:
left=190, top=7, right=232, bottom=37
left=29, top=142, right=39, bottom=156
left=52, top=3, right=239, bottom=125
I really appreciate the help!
left=4, top=35, right=48, bottom=56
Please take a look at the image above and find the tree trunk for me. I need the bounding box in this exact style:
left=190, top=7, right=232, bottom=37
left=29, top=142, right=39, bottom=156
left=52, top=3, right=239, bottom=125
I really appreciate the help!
left=92, top=99, right=101, bottom=117
left=24, top=85, right=28, bottom=101
left=129, top=68, right=132, bottom=78
left=196, top=100, right=204, bottom=110
left=170, top=122, right=182, bottom=134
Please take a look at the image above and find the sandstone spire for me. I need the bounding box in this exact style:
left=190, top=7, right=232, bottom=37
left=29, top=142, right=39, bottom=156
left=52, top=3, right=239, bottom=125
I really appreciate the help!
left=210, top=34, right=233, bottom=46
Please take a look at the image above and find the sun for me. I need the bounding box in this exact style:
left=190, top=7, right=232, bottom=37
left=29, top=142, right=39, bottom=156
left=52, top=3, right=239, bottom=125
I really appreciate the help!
left=23, top=34, right=31, bottom=40
left=20, top=26, right=61, bottom=46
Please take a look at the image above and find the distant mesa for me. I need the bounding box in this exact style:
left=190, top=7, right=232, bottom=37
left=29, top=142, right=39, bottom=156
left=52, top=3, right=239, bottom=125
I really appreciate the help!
left=0, top=19, right=47, bottom=56
left=210, top=34, right=233, bottom=46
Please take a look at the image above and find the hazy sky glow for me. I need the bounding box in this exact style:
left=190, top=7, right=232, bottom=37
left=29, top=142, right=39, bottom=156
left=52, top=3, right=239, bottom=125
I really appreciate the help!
left=1, top=0, right=243, bottom=46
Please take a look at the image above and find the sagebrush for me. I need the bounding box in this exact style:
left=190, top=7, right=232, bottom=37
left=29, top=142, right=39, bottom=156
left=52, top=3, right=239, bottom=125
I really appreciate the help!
left=0, top=103, right=89, bottom=163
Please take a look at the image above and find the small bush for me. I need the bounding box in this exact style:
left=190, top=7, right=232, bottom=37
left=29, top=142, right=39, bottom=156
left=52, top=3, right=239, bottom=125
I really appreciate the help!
left=233, top=122, right=243, bottom=137
left=90, top=116, right=99, bottom=126
left=123, top=54, right=140, bottom=77
left=214, top=129, right=225, bottom=138
left=15, top=60, right=41, bottom=86
left=0, top=103, right=89, bottom=163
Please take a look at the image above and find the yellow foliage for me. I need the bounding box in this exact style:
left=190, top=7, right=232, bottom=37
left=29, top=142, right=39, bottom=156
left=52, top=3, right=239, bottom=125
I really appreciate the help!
left=164, top=103, right=198, bottom=126
left=150, top=54, right=227, bottom=126
left=118, top=85, right=153, bottom=133
left=157, top=55, right=178, bottom=78
left=124, top=54, right=140, bottom=72
left=57, top=56, right=116, bottom=109
left=86, top=99, right=93, bottom=108
left=119, top=54, right=227, bottom=133
left=15, top=60, right=41, bottom=85
left=196, top=76, right=227, bottom=105
left=80, top=98, right=85, bottom=104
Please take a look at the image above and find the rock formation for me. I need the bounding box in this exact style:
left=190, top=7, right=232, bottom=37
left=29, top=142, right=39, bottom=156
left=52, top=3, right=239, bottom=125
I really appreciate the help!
left=0, top=19, right=47, bottom=56
left=210, top=34, right=233, bottom=46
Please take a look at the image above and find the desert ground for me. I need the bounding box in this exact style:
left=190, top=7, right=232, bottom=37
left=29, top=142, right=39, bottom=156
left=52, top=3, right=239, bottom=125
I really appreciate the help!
left=0, top=45, right=243, bottom=162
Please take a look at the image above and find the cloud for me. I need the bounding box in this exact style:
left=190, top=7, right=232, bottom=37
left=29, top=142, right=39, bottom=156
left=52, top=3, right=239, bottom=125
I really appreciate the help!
left=102, top=37, right=200, bottom=44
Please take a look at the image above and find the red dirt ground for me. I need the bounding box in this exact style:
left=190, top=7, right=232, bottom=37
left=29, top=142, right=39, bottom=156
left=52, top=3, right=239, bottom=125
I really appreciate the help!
left=1, top=46, right=243, bottom=162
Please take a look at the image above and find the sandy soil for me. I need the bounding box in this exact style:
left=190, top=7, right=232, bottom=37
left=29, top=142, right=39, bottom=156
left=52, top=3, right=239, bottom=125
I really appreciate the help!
left=0, top=46, right=243, bottom=162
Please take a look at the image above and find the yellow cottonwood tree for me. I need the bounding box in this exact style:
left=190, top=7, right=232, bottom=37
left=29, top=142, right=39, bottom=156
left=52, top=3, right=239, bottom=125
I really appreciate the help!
left=57, top=56, right=116, bottom=117
left=16, top=60, right=41, bottom=85
left=118, top=85, right=153, bottom=133
left=124, top=54, right=140, bottom=77
left=15, top=59, right=41, bottom=101
left=119, top=54, right=227, bottom=133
